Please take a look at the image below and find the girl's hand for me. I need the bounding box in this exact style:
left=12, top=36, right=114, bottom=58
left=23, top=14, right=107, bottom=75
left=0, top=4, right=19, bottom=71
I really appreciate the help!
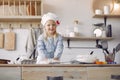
left=53, top=57, right=59, bottom=60
left=52, top=58, right=60, bottom=63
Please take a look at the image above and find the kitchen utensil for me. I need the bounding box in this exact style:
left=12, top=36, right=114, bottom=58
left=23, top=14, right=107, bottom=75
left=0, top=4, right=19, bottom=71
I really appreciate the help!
left=96, top=40, right=102, bottom=48
left=101, top=40, right=109, bottom=54
left=95, top=9, right=102, bottom=14
left=113, top=48, right=116, bottom=54
left=90, top=51, right=94, bottom=55
left=4, top=31, right=16, bottom=50
left=115, top=43, right=120, bottom=52
left=93, top=23, right=105, bottom=37
left=93, top=23, right=104, bottom=26
left=93, top=28, right=103, bottom=37
left=0, top=32, right=4, bottom=48
left=27, top=2, right=35, bottom=15
left=0, top=25, right=4, bottom=48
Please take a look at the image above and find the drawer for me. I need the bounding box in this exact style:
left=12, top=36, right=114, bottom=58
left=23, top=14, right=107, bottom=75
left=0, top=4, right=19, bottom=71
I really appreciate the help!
left=87, top=67, right=120, bottom=80
left=0, top=67, right=21, bottom=80
left=22, top=67, right=87, bottom=80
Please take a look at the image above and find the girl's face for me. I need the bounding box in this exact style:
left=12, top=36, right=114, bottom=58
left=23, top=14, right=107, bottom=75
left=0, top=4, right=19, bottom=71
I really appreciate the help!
left=45, top=20, right=57, bottom=35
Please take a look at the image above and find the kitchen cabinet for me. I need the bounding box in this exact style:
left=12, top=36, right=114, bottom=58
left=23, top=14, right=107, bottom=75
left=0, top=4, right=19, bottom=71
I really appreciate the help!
left=0, top=64, right=120, bottom=80
left=21, top=64, right=120, bottom=80
left=22, top=66, right=87, bottom=80
left=0, top=66, right=21, bottom=80
left=87, top=67, right=120, bottom=80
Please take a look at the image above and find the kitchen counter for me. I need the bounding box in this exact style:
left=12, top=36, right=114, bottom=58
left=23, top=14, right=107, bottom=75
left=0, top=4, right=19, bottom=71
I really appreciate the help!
left=0, top=64, right=120, bottom=67
left=0, top=64, right=120, bottom=80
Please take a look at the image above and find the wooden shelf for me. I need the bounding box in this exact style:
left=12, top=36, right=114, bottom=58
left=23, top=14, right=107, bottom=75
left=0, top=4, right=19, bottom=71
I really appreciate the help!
left=0, top=0, right=42, bottom=22
left=93, top=14, right=120, bottom=18
left=93, top=14, right=120, bottom=26
left=63, top=36, right=113, bottom=41
left=63, top=36, right=113, bottom=48
left=0, top=16, right=41, bottom=22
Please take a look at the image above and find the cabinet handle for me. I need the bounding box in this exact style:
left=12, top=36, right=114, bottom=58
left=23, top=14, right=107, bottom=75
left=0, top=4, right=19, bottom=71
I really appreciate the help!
left=111, top=75, right=120, bottom=79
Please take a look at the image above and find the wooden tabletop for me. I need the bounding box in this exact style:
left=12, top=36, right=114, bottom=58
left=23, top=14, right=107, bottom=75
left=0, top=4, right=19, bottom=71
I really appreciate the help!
left=0, top=64, right=120, bottom=67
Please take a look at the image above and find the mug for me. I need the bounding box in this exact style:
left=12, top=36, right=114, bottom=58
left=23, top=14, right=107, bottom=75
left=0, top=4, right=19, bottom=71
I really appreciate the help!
left=95, top=9, right=102, bottom=14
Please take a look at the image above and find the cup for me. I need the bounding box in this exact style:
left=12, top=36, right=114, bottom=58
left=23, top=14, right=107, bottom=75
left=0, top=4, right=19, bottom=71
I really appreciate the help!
left=69, top=32, right=75, bottom=37
left=95, top=9, right=102, bottom=14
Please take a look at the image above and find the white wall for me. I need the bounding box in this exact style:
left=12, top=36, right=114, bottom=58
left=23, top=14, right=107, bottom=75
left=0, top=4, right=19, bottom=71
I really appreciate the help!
left=0, top=0, right=120, bottom=63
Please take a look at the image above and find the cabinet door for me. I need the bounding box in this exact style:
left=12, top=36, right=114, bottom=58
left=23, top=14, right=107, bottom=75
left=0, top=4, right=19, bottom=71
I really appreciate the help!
left=22, top=67, right=87, bottom=80
left=0, top=67, right=21, bottom=80
left=87, top=67, right=120, bottom=80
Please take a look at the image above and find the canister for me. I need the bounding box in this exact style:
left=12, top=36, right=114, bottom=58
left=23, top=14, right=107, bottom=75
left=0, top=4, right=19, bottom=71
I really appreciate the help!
left=104, top=5, right=110, bottom=14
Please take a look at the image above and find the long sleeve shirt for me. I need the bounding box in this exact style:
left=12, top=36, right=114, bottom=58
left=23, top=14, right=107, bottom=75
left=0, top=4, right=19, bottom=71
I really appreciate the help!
left=36, top=33, right=64, bottom=64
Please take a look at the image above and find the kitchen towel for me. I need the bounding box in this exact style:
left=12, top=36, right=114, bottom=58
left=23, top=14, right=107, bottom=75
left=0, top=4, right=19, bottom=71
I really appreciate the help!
left=25, top=28, right=42, bottom=59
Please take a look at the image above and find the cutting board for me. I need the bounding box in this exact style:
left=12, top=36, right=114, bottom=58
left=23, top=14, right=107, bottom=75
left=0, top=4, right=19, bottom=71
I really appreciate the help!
left=4, top=31, right=16, bottom=50
left=27, top=4, right=35, bottom=15
left=0, top=32, right=4, bottom=48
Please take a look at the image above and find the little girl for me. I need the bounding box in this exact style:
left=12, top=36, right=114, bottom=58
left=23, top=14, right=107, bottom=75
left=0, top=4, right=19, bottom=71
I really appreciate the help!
left=36, top=12, right=64, bottom=64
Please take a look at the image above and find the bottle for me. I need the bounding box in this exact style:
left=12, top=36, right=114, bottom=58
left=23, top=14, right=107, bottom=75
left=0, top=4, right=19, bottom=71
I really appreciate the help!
left=74, top=20, right=79, bottom=36
left=106, top=24, right=112, bottom=37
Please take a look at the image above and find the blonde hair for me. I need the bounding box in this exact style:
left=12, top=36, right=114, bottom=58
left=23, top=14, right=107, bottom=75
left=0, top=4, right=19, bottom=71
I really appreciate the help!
left=43, top=28, right=58, bottom=41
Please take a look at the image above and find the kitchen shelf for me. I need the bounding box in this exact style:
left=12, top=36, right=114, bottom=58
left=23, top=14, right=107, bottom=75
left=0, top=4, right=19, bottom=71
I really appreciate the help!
left=93, top=14, right=120, bottom=26
left=0, top=0, right=42, bottom=22
left=63, top=36, right=113, bottom=41
left=0, top=16, right=41, bottom=22
left=63, top=36, right=113, bottom=48
left=93, top=14, right=120, bottom=18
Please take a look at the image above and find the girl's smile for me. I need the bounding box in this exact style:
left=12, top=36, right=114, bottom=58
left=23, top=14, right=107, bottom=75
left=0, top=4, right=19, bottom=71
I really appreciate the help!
left=45, top=20, right=57, bottom=35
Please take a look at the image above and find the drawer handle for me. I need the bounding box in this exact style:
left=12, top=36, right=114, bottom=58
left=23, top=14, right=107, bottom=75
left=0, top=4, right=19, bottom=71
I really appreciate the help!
left=47, top=76, right=63, bottom=80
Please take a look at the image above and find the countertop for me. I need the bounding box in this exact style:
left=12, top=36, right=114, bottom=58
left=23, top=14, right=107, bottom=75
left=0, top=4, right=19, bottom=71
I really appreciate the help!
left=0, top=64, right=120, bottom=67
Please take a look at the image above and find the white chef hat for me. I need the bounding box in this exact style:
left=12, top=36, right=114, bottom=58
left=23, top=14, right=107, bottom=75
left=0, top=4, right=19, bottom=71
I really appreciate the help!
left=41, top=12, right=60, bottom=26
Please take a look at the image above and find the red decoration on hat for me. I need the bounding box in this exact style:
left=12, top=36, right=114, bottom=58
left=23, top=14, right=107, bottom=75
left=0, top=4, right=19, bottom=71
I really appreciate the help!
left=56, top=20, right=60, bottom=25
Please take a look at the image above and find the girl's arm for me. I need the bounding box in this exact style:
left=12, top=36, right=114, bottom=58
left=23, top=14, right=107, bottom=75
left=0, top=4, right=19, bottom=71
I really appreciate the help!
left=54, top=35, right=64, bottom=60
